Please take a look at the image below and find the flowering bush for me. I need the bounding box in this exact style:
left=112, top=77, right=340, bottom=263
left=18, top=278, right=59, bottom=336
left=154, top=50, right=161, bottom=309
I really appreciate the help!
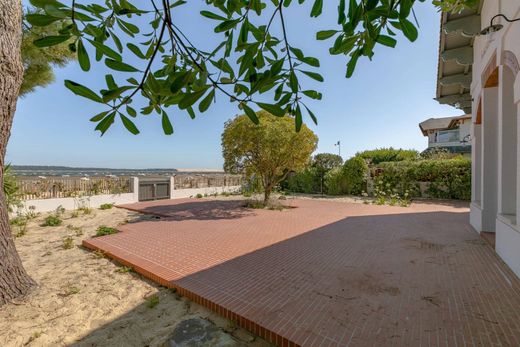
left=375, top=158, right=471, bottom=200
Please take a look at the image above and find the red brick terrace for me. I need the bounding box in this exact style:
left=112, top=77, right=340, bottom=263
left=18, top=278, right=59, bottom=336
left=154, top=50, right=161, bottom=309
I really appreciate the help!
left=83, top=198, right=520, bottom=346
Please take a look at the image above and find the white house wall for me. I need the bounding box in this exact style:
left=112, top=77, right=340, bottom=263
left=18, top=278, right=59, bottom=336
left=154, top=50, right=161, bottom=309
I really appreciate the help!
left=470, top=0, right=520, bottom=278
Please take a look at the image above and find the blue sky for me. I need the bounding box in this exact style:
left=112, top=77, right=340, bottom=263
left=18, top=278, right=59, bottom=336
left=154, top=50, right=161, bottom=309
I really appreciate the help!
left=7, top=1, right=463, bottom=169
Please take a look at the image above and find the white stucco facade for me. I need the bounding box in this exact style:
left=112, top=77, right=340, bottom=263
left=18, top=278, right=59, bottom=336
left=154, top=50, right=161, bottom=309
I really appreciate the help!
left=470, top=0, right=520, bottom=277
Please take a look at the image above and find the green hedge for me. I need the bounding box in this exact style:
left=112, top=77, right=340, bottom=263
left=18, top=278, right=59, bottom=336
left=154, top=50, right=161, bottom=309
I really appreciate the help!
left=285, top=156, right=369, bottom=196
left=356, top=148, right=419, bottom=164
left=375, top=158, right=471, bottom=200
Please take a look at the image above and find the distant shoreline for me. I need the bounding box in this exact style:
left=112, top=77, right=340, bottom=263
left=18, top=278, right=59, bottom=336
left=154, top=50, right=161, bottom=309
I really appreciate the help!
left=11, top=165, right=225, bottom=177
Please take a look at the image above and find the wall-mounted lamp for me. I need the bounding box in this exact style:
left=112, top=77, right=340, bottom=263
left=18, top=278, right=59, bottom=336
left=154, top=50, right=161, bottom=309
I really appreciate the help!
left=480, top=14, right=520, bottom=35
left=461, top=134, right=471, bottom=145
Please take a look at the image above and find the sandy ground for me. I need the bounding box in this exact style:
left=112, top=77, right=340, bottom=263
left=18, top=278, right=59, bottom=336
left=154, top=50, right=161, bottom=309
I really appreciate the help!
left=0, top=204, right=271, bottom=347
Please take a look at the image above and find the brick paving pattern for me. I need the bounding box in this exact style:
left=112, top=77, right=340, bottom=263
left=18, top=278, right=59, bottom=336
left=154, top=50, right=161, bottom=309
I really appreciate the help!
left=83, top=198, right=520, bottom=347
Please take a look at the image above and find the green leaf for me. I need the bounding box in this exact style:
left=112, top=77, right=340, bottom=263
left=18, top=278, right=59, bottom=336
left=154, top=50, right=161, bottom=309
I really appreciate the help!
left=346, top=50, right=361, bottom=78
left=198, top=89, right=215, bottom=113
left=242, top=103, right=259, bottom=124
left=95, top=112, right=116, bottom=136
left=64, top=80, right=102, bottom=103
left=376, top=35, right=397, bottom=48
left=316, top=30, right=337, bottom=40
left=301, top=70, right=324, bottom=82
left=26, top=14, right=60, bottom=26
left=33, top=35, right=70, bottom=47
left=88, top=40, right=122, bottom=61
left=310, top=0, right=323, bottom=17
left=214, top=19, right=240, bottom=33
left=105, top=59, right=140, bottom=72
left=303, top=104, right=318, bottom=125
left=338, top=0, right=346, bottom=24
left=120, top=114, right=140, bottom=135
left=399, top=18, right=418, bottom=42
left=126, top=105, right=137, bottom=118
left=295, top=104, right=303, bottom=132
left=200, top=10, right=226, bottom=21
left=179, top=88, right=208, bottom=109
left=77, top=39, right=90, bottom=72
left=90, top=111, right=109, bottom=122
left=127, top=43, right=145, bottom=59
left=289, top=71, right=298, bottom=93
left=302, top=90, right=322, bottom=100
left=256, top=102, right=285, bottom=117
left=301, top=56, right=320, bottom=67
left=170, top=72, right=191, bottom=94
left=161, top=111, right=174, bottom=135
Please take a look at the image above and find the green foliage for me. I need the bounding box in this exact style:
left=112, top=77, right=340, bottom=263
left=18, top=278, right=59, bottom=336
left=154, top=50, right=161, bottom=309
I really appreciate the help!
left=146, top=294, right=159, bottom=309
left=420, top=147, right=461, bottom=160
left=27, top=0, right=477, bottom=135
left=3, top=164, right=20, bottom=212
left=42, top=215, right=62, bottom=227
left=284, top=153, right=343, bottom=194
left=323, top=156, right=369, bottom=196
left=95, top=226, right=118, bottom=237
left=62, top=236, right=75, bottom=249
left=324, top=167, right=348, bottom=196
left=195, top=193, right=203, bottom=199
left=66, top=224, right=84, bottom=236
left=20, top=9, right=75, bottom=96
left=99, top=203, right=114, bottom=210
left=356, top=148, right=419, bottom=165
left=373, top=180, right=411, bottom=207
left=222, top=111, right=317, bottom=203
left=342, top=156, right=369, bottom=195
left=375, top=158, right=471, bottom=200
left=312, top=153, right=343, bottom=172
left=284, top=167, right=321, bottom=194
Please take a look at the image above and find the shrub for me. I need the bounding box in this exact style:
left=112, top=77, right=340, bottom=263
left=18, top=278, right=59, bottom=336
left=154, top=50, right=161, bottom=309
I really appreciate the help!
left=146, top=294, right=159, bottom=308
left=95, top=226, right=118, bottom=237
left=420, top=147, right=458, bottom=160
left=375, top=158, right=471, bottom=200
left=55, top=205, right=66, bottom=215
left=342, top=156, right=369, bottom=195
left=284, top=167, right=321, bottom=194
left=324, top=167, right=348, bottom=195
left=62, top=236, right=74, bottom=249
left=42, top=215, right=62, bottom=227
left=99, top=203, right=114, bottom=210
left=356, top=148, right=419, bottom=164
left=195, top=193, right=203, bottom=199
left=66, top=224, right=83, bottom=236
left=3, top=164, right=20, bottom=212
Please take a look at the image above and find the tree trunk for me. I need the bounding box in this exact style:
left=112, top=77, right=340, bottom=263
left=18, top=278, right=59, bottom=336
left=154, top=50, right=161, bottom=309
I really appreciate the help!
left=0, top=0, right=35, bottom=306
left=263, top=187, right=271, bottom=206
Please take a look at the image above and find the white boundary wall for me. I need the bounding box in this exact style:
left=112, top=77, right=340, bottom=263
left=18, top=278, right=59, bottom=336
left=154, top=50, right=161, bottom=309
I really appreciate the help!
left=170, top=185, right=241, bottom=199
left=15, top=177, right=242, bottom=213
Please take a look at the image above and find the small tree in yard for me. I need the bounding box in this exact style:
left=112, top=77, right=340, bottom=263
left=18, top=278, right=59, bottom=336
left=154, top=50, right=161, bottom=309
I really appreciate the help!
left=312, top=153, right=343, bottom=194
left=222, top=111, right=317, bottom=205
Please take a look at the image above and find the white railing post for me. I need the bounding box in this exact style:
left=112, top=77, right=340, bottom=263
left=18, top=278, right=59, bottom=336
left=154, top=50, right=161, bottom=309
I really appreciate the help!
left=170, top=176, right=175, bottom=199
left=131, top=177, right=139, bottom=202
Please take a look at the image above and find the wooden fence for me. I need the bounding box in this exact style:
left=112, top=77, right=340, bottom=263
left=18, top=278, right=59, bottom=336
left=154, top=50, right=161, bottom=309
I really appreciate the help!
left=17, top=177, right=133, bottom=201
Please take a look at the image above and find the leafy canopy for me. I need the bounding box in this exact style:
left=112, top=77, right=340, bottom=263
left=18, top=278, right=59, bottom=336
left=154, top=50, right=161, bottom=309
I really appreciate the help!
left=222, top=111, right=317, bottom=199
left=312, top=153, right=343, bottom=173
left=27, top=0, right=477, bottom=135
left=21, top=9, right=75, bottom=96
